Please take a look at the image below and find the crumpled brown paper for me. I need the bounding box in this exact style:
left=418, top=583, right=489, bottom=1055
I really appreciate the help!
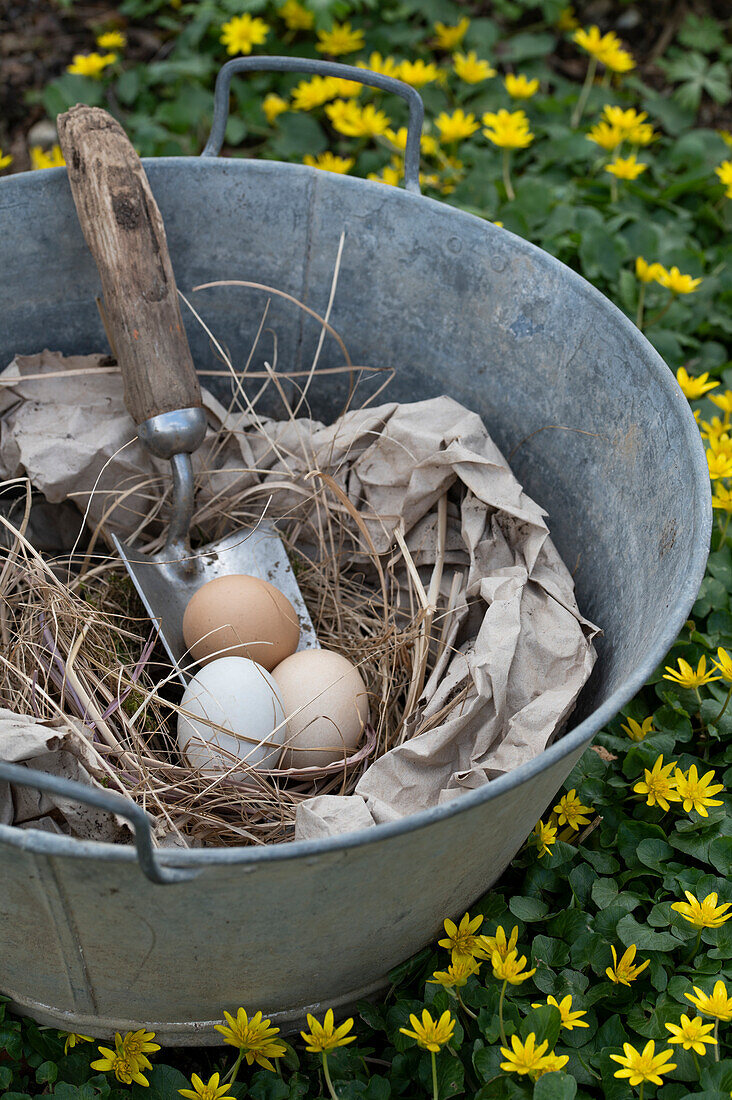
left=0, top=709, right=129, bottom=841
left=0, top=351, right=598, bottom=844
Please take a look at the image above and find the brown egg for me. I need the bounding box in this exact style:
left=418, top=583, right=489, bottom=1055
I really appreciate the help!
left=272, top=649, right=369, bottom=769
left=182, top=574, right=300, bottom=671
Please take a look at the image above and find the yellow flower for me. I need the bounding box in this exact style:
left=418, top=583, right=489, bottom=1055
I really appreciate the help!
left=67, top=52, right=117, bottom=77
left=573, top=25, right=620, bottom=65
left=686, top=980, right=732, bottom=1022
left=357, top=52, right=399, bottom=78
left=499, top=1033, right=550, bottom=1076
left=665, top=656, right=720, bottom=691
left=433, top=16, right=470, bottom=50
left=396, top=59, right=440, bottom=87
left=660, top=266, right=702, bottom=294
left=610, top=1040, right=676, bottom=1086
left=716, top=160, right=732, bottom=189
left=532, top=817, right=556, bottom=856
left=602, top=44, right=635, bottom=73
left=676, top=367, right=718, bottom=399
left=674, top=766, right=725, bottom=817
left=435, top=109, right=479, bottom=144
left=633, top=754, right=681, bottom=810
left=701, top=415, right=730, bottom=444
left=279, top=0, right=313, bottom=31
left=504, top=73, right=540, bottom=99
left=91, top=1038, right=150, bottom=1087
left=439, top=911, right=484, bottom=959
left=621, top=715, right=654, bottom=740
left=316, top=22, right=364, bottom=56
left=263, top=94, right=288, bottom=124
left=453, top=51, right=496, bottom=83
left=534, top=1051, right=570, bottom=1077
left=326, top=100, right=391, bottom=137
left=601, top=105, right=642, bottom=133
left=553, top=788, right=593, bottom=830
left=301, top=1009, right=355, bottom=1053
left=429, top=956, right=481, bottom=989
left=0, top=149, right=11, bottom=170
left=368, top=162, right=402, bottom=186
left=635, top=256, right=666, bottom=283
left=291, top=76, right=340, bottom=111
left=586, top=121, right=625, bottom=151
left=400, top=1009, right=455, bottom=1052
left=708, top=448, right=732, bottom=479
left=605, top=154, right=647, bottom=179
left=629, top=121, right=657, bottom=145
left=121, top=1030, right=159, bottom=1061
left=531, top=994, right=589, bottom=1030
left=475, top=924, right=519, bottom=962
left=214, top=1009, right=287, bottom=1071
left=482, top=109, right=533, bottom=149
left=710, top=390, right=732, bottom=414
left=179, top=1071, right=237, bottom=1100
left=30, top=144, right=65, bottom=170
left=557, top=7, right=579, bottom=31
left=672, top=889, right=731, bottom=929
left=303, top=152, right=354, bottom=174
left=605, top=943, right=650, bottom=985
left=96, top=30, right=126, bottom=50
left=220, top=14, right=269, bottom=56
left=665, top=1015, right=717, bottom=1055
left=61, top=1032, right=93, bottom=1055
left=384, top=127, right=437, bottom=155
left=712, top=483, right=732, bottom=512
left=492, top=948, right=536, bottom=985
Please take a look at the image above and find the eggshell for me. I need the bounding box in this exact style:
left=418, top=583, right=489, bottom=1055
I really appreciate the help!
left=272, top=649, right=369, bottom=769
left=177, top=655, right=285, bottom=773
left=182, top=574, right=300, bottom=671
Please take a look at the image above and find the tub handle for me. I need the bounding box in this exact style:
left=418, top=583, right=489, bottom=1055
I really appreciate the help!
left=202, top=56, right=425, bottom=194
left=0, top=760, right=198, bottom=885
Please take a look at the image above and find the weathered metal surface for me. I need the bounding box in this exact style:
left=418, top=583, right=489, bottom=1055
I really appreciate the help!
left=0, top=133, right=711, bottom=1042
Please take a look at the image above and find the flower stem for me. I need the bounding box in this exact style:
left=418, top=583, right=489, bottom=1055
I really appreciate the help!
left=636, top=283, right=646, bottom=330
left=644, top=296, right=674, bottom=330
left=222, top=1051, right=243, bottom=1086
left=457, top=991, right=478, bottom=1020
left=498, top=979, right=508, bottom=1047
left=714, top=1019, right=720, bottom=1061
left=502, top=148, right=515, bottom=200
left=692, top=1049, right=701, bottom=1077
left=719, top=512, right=732, bottom=549
left=431, top=1051, right=439, bottom=1100
left=639, top=1082, right=644, bottom=1100
left=571, top=55, right=597, bottom=128
left=610, top=177, right=618, bottom=203
left=687, top=927, right=702, bottom=964
left=712, top=684, right=732, bottom=724
left=322, top=1052, right=340, bottom=1100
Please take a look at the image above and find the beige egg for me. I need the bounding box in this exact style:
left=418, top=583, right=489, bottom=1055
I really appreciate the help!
left=182, top=574, right=300, bottom=671
left=272, top=649, right=369, bottom=769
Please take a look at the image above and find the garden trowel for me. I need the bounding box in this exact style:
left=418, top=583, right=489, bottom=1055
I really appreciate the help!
left=57, top=105, right=318, bottom=684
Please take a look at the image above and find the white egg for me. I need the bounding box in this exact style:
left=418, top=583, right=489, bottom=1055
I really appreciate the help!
left=177, top=656, right=285, bottom=773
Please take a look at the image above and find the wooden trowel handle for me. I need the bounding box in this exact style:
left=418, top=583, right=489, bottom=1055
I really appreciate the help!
left=57, top=105, right=202, bottom=426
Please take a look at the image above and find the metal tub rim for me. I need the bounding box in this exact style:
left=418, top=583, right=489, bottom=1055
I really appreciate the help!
left=0, top=157, right=711, bottom=872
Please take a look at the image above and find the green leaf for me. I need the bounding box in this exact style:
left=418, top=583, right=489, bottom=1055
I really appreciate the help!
left=615, top=913, right=681, bottom=952
left=533, top=1073, right=578, bottom=1100
left=270, top=112, right=327, bottom=159
left=521, top=1005, right=561, bottom=1049
left=509, top=896, right=549, bottom=921
left=35, top=1061, right=58, bottom=1085
left=709, top=835, right=732, bottom=876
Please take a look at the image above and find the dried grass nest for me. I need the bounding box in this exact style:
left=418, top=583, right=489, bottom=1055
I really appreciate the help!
left=0, top=274, right=466, bottom=848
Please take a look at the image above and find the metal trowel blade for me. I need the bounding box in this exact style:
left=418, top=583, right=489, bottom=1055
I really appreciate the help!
left=113, top=524, right=319, bottom=686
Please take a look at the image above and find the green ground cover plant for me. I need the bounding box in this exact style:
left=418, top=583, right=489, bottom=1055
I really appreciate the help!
left=0, top=1, right=730, bottom=1098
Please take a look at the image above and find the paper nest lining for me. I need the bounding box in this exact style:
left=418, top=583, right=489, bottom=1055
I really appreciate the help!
left=0, top=350, right=598, bottom=846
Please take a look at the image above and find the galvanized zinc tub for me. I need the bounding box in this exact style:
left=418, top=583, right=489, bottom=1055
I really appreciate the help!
left=0, top=60, right=711, bottom=1044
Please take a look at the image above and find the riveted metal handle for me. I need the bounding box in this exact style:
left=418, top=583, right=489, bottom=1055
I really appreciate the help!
left=0, top=760, right=198, bottom=885
left=203, top=55, right=425, bottom=194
